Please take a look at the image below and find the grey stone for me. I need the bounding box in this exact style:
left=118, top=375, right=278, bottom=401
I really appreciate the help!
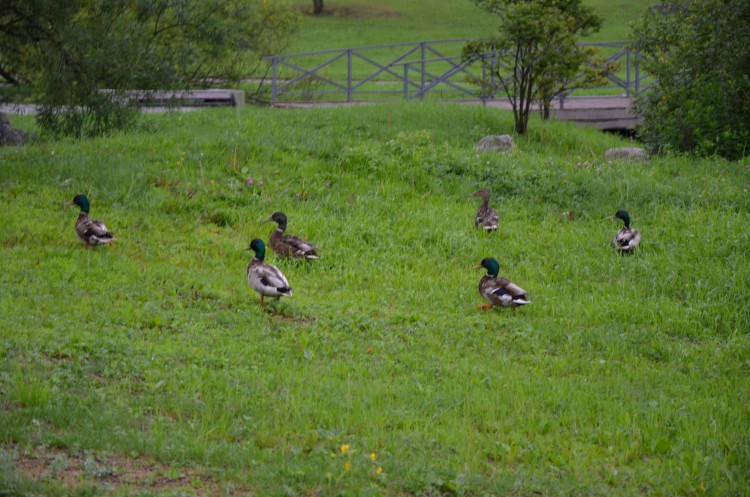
left=476, top=134, right=514, bottom=153
left=0, top=113, right=28, bottom=146
left=604, top=147, right=647, bottom=161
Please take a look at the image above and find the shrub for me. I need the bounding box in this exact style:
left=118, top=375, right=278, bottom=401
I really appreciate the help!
left=631, top=0, right=750, bottom=159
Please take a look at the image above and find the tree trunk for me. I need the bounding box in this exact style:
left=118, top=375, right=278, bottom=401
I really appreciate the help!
left=541, top=101, right=551, bottom=120
left=518, top=104, right=530, bottom=134
left=0, top=67, right=19, bottom=86
left=514, top=69, right=533, bottom=135
left=313, top=0, right=323, bottom=15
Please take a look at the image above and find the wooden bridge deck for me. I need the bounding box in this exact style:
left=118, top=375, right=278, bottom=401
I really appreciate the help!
left=274, top=96, right=641, bottom=130
left=482, top=96, right=640, bottom=130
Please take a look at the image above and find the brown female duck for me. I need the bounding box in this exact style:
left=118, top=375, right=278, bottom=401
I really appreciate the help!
left=471, top=189, right=499, bottom=232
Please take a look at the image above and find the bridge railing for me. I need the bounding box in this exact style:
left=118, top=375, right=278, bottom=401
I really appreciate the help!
left=263, top=40, right=650, bottom=105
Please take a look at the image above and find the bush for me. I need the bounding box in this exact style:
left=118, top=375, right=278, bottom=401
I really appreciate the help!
left=631, top=0, right=750, bottom=159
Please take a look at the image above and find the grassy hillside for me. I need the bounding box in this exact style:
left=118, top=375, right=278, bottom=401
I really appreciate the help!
left=1, top=103, right=748, bottom=496
left=286, top=0, right=654, bottom=54
left=264, top=0, right=654, bottom=102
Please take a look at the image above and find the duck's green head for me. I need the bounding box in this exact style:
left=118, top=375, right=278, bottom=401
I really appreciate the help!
left=610, top=210, right=631, bottom=227
left=72, top=194, right=90, bottom=213
left=265, top=211, right=287, bottom=229
left=474, top=257, right=500, bottom=277
left=247, top=238, right=266, bottom=260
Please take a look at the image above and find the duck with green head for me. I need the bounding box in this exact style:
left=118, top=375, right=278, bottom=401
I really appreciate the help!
left=608, top=210, right=641, bottom=253
left=473, top=257, right=531, bottom=311
left=72, top=194, right=115, bottom=247
left=246, top=239, right=292, bottom=306
left=265, top=211, right=319, bottom=260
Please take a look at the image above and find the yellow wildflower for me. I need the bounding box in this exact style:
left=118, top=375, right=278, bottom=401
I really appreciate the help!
left=370, top=452, right=377, bottom=462
left=340, top=444, right=350, bottom=455
left=344, top=461, right=351, bottom=472
left=377, top=467, right=383, bottom=475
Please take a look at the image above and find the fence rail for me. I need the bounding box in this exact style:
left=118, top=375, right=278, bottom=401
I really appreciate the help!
left=263, top=40, right=650, bottom=106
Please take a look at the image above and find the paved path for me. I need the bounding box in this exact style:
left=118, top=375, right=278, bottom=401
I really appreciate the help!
left=0, top=103, right=201, bottom=115
left=484, top=96, right=641, bottom=130
left=1, top=103, right=39, bottom=116
left=275, top=96, right=640, bottom=129
left=2, top=95, right=639, bottom=129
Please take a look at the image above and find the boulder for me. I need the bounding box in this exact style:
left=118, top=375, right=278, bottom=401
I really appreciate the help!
left=476, top=134, right=514, bottom=153
left=604, top=147, right=647, bottom=161
left=0, top=113, right=28, bottom=146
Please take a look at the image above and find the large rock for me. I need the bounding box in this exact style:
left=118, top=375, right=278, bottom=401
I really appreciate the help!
left=0, top=113, right=28, bottom=146
left=476, top=134, right=514, bottom=153
left=604, top=147, right=647, bottom=161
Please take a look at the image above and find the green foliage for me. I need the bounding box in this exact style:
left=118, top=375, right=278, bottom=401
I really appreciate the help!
left=0, top=0, right=300, bottom=138
left=535, top=44, right=617, bottom=118
left=463, top=0, right=603, bottom=133
left=631, top=0, right=750, bottom=159
left=0, top=104, right=749, bottom=496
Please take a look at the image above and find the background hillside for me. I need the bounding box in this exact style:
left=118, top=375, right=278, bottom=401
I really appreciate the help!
left=286, top=0, right=653, bottom=53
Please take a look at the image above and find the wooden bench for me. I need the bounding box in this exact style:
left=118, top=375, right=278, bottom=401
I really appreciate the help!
left=127, top=89, right=244, bottom=108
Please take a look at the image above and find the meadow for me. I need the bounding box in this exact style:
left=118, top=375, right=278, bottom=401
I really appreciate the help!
left=1, top=1, right=749, bottom=495
left=1, top=102, right=749, bottom=496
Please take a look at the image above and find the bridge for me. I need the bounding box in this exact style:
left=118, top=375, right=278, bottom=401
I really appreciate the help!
left=264, top=40, right=649, bottom=130
left=481, top=95, right=641, bottom=130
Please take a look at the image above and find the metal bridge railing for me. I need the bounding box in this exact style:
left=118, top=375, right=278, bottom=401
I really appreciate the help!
left=263, top=40, right=650, bottom=105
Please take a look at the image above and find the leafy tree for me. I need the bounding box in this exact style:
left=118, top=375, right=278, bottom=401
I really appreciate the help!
left=313, top=0, right=324, bottom=15
left=631, top=0, right=750, bottom=159
left=535, top=43, right=614, bottom=120
left=463, top=0, right=603, bottom=134
left=0, top=0, right=300, bottom=138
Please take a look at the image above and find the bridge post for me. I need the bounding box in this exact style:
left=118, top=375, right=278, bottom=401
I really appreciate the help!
left=404, top=64, right=410, bottom=99
left=271, top=57, right=278, bottom=104
left=420, top=42, right=426, bottom=100
left=347, top=49, right=353, bottom=102
left=625, top=49, right=631, bottom=97
left=481, top=57, right=487, bottom=105
left=635, top=49, right=641, bottom=95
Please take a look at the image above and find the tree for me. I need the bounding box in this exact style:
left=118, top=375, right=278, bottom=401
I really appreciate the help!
left=0, top=0, right=300, bottom=138
left=535, top=43, right=614, bottom=120
left=631, top=0, right=750, bottom=159
left=313, top=0, right=324, bottom=15
left=462, top=0, right=603, bottom=134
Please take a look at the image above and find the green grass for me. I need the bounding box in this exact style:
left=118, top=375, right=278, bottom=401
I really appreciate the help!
left=265, top=0, right=654, bottom=102
left=1, top=103, right=749, bottom=496
left=287, top=0, right=651, bottom=53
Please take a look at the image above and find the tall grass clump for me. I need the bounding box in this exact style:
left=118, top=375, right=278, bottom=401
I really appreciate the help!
left=0, top=103, right=748, bottom=497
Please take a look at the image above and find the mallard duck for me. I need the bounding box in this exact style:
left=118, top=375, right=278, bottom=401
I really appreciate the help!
left=265, top=211, right=319, bottom=259
left=471, top=189, right=499, bottom=232
left=246, top=238, right=292, bottom=306
left=473, top=257, right=531, bottom=311
left=72, top=194, right=115, bottom=247
left=609, top=210, right=641, bottom=253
